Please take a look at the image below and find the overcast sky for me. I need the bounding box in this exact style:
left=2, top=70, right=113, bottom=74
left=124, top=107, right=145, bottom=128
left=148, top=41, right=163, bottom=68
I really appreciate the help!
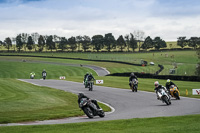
left=0, top=0, right=200, bottom=41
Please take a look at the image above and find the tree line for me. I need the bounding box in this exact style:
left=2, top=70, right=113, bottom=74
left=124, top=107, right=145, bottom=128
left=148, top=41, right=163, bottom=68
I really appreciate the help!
left=0, top=32, right=200, bottom=52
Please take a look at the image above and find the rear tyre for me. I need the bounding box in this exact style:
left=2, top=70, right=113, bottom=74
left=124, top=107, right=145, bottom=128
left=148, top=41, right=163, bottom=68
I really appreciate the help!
left=135, top=86, right=137, bottom=92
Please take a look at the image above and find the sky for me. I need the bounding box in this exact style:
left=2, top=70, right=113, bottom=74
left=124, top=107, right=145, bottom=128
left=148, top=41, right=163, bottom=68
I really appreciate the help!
left=0, top=0, right=200, bottom=41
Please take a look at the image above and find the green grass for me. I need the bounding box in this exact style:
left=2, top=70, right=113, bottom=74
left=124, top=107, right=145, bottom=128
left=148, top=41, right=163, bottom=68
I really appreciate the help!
left=0, top=78, right=110, bottom=124
left=0, top=59, right=97, bottom=79
left=1, top=114, right=200, bottom=133
left=67, top=76, right=200, bottom=99
left=0, top=50, right=198, bottom=76
left=0, top=52, right=200, bottom=133
left=0, top=56, right=160, bottom=76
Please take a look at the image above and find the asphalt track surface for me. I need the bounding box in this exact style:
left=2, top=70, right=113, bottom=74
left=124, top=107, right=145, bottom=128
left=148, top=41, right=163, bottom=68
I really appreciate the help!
left=1, top=79, right=200, bottom=126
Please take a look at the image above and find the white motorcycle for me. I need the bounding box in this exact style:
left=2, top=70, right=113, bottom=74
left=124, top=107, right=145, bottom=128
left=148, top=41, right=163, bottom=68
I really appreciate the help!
left=157, top=88, right=171, bottom=105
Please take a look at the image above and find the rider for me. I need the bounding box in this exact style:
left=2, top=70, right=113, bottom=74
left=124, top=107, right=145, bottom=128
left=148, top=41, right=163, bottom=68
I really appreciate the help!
left=165, top=79, right=178, bottom=91
left=78, top=93, right=102, bottom=111
left=42, top=69, right=47, bottom=79
left=154, top=81, right=169, bottom=100
left=129, top=72, right=138, bottom=88
left=85, top=73, right=95, bottom=88
left=30, top=72, right=35, bottom=79
left=84, top=72, right=89, bottom=85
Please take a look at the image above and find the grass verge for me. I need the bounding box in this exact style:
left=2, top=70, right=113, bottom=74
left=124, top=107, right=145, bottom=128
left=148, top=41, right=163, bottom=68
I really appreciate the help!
left=0, top=78, right=110, bottom=124
left=0, top=114, right=200, bottom=133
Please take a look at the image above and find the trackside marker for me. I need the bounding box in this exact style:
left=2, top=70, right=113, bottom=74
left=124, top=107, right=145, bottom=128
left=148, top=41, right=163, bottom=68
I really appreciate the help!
left=96, top=80, right=103, bottom=84
left=192, top=89, right=200, bottom=95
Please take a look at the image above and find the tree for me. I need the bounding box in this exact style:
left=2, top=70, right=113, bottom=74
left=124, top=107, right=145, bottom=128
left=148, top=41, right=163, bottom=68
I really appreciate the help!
left=20, top=33, right=28, bottom=51
left=31, top=32, right=40, bottom=51
left=177, top=37, right=187, bottom=48
left=68, top=36, right=77, bottom=52
left=81, top=35, right=91, bottom=52
left=53, top=35, right=61, bottom=51
left=27, top=36, right=34, bottom=51
left=196, top=48, right=200, bottom=76
left=104, top=33, right=116, bottom=52
left=4, top=37, right=12, bottom=52
left=38, top=35, right=45, bottom=52
left=91, top=35, right=104, bottom=52
left=46, top=35, right=55, bottom=52
left=31, top=32, right=39, bottom=44
left=76, top=35, right=82, bottom=51
left=133, top=30, right=145, bottom=51
left=58, top=37, right=68, bottom=51
left=43, top=35, right=49, bottom=52
left=153, top=37, right=167, bottom=50
left=116, top=35, right=126, bottom=52
left=16, top=34, right=23, bottom=51
left=124, top=34, right=130, bottom=52
left=129, top=33, right=138, bottom=52
left=188, top=37, right=200, bottom=49
left=141, top=36, right=153, bottom=51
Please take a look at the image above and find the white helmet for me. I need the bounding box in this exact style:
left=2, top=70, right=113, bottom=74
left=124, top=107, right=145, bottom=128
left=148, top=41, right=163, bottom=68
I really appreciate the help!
left=154, top=81, right=159, bottom=87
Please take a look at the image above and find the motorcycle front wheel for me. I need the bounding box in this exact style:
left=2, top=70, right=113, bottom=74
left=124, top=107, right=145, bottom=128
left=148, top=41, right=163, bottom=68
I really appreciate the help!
left=174, top=91, right=180, bottom=100
left=163, top=95, right=170, bottom=105
left=98, top=110, right=105, bottom=118
left=83, top=107, right=94, bottom=118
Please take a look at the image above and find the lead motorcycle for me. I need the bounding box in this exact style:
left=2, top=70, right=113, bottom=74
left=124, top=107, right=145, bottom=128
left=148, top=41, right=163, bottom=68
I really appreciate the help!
left=157, top=88, right=171, bottom=105
left=79, top=98, right=105, bottom=118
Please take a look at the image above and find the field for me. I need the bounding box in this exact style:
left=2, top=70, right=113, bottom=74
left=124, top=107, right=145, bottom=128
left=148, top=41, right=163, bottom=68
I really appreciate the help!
left=0, top=51, right=200, bottom=133
left=0, top=50, right=198, bottom=76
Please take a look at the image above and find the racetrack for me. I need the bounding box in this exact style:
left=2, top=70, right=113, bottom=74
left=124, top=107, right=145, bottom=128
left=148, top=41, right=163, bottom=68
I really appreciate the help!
left=1, top=79, right=200, bottom=126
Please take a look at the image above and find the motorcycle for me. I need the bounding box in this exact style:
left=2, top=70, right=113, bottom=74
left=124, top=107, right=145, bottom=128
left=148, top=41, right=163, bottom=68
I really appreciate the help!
left=30, top=74, right=34, bottom=79
left=42, top=73, right=46, bottom=80
left=85, top=78, right=94, bottom=91
left=88, top=81, right=94, bottom=91
left=157, top=88, right=171, bottom=105
left=170, top=85, right=180, bottom=100
left=130, top=79, right=138, bottom=92
left=79, top=98, right=105, bottom=118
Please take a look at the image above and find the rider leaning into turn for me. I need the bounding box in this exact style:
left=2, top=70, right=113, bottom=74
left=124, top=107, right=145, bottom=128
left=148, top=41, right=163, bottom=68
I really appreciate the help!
left=165, top=79, right=178, bottom=91
left=154, top=81, right=169, bottom=100
left=84, top=73, right=95, bottom=88
left=129, top=72, right=138, bottom=88
left=78, top=93, right=102, bottom=111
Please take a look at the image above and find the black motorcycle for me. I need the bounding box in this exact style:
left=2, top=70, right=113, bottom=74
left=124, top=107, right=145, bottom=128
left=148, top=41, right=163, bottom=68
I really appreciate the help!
left=79, top=98, right=105, bottom=118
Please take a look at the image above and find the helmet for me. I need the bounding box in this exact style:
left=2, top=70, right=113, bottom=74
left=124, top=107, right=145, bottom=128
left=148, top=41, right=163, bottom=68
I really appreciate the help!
left=43, top=69, right=45, bottom=71
left=78, top=93, right=84, bottom=98
left=86, top=72, right=89, bottom=74
left=131, top=72, right=134, bottom=76
left=167, top=79, right=171, bottom=83
left=154, top=81, right=159, bottom=87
